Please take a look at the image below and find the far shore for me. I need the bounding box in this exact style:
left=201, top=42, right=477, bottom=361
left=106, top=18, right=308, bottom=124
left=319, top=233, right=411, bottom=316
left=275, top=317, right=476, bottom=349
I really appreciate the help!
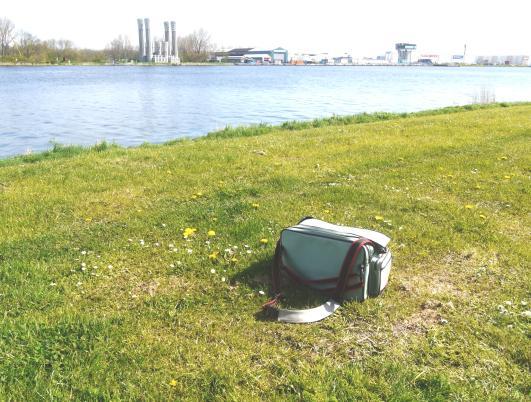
left=1, top=62, right=530, bottom=68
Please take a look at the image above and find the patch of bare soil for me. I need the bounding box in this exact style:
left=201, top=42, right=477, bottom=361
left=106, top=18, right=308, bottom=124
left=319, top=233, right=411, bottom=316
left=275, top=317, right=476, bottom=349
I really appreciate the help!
left=393, top=308, right=442, bottom=337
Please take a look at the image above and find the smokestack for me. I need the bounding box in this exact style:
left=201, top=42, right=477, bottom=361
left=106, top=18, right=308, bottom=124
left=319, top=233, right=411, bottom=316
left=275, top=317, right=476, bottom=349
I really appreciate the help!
left=144, top=18, right=152, bottom=62
left=137, top=19, right=145, bottom=61
left=171, top=21, right=177, bottom=57
left=164, top=21, right=170, bottom=50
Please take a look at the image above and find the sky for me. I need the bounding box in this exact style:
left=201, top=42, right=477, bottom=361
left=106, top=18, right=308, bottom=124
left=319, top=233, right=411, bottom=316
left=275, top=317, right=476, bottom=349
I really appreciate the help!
left=3, top=0, right=530, bottom=61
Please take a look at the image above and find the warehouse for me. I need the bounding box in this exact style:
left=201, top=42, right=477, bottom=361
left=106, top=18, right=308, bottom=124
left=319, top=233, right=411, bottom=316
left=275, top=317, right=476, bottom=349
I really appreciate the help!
left=211, top=47, right=289, bottom=64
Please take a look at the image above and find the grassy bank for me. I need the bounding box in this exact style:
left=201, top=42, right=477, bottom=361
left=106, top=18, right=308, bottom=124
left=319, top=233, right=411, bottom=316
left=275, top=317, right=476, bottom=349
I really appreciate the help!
left=0, top=104, right=529, bottom=400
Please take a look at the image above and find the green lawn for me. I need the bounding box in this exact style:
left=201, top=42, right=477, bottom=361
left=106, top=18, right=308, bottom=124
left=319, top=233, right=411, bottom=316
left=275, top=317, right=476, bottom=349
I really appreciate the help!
left=0, top=103, right=529, bottom=400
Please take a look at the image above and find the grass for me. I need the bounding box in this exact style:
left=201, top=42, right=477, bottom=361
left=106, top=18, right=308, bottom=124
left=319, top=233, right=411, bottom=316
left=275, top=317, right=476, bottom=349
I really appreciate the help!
left=0, top=103, right=530, bottom=400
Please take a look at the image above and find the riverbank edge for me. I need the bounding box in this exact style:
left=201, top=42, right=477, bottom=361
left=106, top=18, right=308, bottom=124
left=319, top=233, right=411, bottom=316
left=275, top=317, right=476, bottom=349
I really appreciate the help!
left=1, top=102, right=529, bottom=167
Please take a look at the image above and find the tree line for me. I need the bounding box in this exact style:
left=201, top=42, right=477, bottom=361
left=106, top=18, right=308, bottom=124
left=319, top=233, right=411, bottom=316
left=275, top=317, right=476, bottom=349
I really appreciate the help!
left=0, top=17, right=214, bottom=64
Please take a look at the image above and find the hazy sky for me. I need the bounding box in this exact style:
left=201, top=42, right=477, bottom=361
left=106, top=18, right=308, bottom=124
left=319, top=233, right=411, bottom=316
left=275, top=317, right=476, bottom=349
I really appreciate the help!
left=3, top=0, right=530, bottom=60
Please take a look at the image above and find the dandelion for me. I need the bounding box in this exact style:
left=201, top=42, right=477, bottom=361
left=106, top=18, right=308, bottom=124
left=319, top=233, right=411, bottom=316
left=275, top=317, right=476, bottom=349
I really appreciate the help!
left=207, top=230, right=216, bottom=237
left=374, top=215, right=384, bottom=221
left=465, top=205, right=474, bottom=209
left=324, top=209, right=330, bottom=214
left=208, top=251, right=219, bottom=261
left=182, top=227, right=197, bottom=239
left=504, top=175, right=511, bottom=179
left=196, top=192, right=203, bottom=197
left=169, top=379, right=177, bottom=387
left=252, top=203, right=260, bottom=208
left=84, top=217, right=92, bottom=222
left=260, top=238, right=268, bottom=244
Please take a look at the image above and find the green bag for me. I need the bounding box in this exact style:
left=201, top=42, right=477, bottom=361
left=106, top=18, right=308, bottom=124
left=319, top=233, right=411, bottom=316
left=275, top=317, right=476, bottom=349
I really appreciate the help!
left=264, top=217, right=392, bottom=323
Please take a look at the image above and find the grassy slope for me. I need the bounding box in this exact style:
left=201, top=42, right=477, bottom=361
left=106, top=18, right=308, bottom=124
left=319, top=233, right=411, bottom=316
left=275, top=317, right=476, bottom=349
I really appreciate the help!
left=0, top=104, right=530, bottom=400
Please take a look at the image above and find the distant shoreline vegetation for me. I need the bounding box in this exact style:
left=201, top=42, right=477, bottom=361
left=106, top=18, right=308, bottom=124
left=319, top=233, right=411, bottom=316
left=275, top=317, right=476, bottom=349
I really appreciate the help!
left=1, top=102, right=525, bottom=165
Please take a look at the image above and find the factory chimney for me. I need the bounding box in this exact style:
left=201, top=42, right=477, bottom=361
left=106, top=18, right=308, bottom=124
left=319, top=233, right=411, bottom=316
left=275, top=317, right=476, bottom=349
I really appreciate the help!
left=164, top=21, right=171, bottom=55
left=144, top=18, right=152, bottom=62
left=137, top=19, right=145, bottom=61
left=170, top=21, right=178, bottom=57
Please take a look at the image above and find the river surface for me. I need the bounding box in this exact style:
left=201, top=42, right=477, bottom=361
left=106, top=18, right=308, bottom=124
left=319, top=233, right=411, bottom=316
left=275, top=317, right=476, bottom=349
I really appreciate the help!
left=1, top=65, right=531, bottom=158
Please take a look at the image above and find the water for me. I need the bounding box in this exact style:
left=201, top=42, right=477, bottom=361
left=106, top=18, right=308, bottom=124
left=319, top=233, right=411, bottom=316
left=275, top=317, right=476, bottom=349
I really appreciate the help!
left=1, top=65, right=531, bottom=158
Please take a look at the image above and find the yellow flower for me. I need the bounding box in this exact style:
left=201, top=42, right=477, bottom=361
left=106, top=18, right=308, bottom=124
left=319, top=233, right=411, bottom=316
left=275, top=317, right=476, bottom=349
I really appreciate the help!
left=324, top=209, right=330, bottom=214
left=252, top=203, right=260, bottom=208
left=474, top=184, right=481, bottom=189
left=84, top=217, right=92, bottom=222
left=465, top=204, right=474, bottom=209
left=230, top=257, right=238, bottom=263
left=208, top=251, right=219, bottom=260
left=374, top=215, right=384, bottom=221
left=196, top=192, right=203, bottom=197
left=500, top=156, right=508, bottom=160
left=479, top=214, right=487, bottom=219
left=503, top=175, right=511, bottom=179
left=182, top=227, right=197, bottom=239
left=260, top=238, right=268, bottom=244
left=207, top=230, right=216, bottom=237
left=169, top=379, right=177, bottom=387
left=191, top=195, right=198, bottom=200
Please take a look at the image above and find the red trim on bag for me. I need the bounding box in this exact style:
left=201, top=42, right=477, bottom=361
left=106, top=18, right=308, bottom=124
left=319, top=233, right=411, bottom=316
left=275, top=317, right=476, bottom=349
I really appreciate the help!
left=336, top=239, right=372, bottom=297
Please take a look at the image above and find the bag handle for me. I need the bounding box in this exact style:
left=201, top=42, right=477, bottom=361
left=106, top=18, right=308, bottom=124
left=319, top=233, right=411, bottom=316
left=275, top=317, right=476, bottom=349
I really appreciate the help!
left=263, top=238, right=371, bottom=323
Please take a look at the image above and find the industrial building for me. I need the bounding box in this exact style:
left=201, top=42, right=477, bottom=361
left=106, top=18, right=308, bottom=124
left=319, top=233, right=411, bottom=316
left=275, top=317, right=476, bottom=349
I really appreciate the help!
left=137, top=18, right=180, bottom=64
left=417, top=54, right=440, bottom=65
left=476, top=55, right=529, bottom=66
left=395, top=43, right=416, bottom=64
left=211, top=48, right=289, bottom=64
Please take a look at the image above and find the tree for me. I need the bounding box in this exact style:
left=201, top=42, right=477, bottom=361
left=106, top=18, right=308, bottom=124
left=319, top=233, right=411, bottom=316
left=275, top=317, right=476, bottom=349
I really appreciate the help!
left=17, top=31, right=39, bottom=60
left=178, top=29, right=213, bottom=62
left=105, top=35, right=134, bottom=62
left=0, top=17, right=16, bottom=58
